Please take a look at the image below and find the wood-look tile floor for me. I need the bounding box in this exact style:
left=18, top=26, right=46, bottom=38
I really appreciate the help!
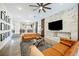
left=0, top=36, right=21, bottom=56
left=0, top=34, right=79, bottom=56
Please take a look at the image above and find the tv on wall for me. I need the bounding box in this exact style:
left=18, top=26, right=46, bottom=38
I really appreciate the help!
left=48, top=20, right=63, bottom=30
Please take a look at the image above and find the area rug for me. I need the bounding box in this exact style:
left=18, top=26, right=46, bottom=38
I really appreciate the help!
left=20, top=40, right=51, bottom=56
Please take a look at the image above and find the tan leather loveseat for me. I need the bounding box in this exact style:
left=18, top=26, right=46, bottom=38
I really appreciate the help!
left=27, top=37, right=79, bottom=56
left=21, top=33, right=41, bottom=42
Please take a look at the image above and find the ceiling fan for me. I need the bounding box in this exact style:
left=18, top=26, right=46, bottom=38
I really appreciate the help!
left=29, top=3, right=52, bottom=13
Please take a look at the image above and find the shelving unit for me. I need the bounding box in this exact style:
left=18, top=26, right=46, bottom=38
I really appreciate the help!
left=0, top=10, right=11, bottom=50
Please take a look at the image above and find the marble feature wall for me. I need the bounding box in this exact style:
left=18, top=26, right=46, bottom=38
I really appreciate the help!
left=45, top=5, right=78, bottom=40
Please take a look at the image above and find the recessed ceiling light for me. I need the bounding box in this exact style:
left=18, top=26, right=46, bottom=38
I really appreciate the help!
left=18, top=7, right=22, bottom=11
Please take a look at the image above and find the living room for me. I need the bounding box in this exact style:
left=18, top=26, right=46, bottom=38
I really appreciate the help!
left=0, top=3, right=79, bottom=56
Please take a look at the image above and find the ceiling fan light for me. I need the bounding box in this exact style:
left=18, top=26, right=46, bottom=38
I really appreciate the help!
left=39, top=7, right=42, bottom=10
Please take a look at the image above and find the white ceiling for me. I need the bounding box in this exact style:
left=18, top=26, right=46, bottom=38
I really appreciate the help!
left=0, top=3, right=77, bottom=22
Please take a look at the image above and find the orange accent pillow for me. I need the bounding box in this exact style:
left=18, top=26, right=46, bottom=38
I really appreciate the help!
left=60, top=40, right=74, bottom=47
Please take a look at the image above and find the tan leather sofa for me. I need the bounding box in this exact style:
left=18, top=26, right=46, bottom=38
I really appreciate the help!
left=21, top=33, right=41, bottom=42
left=27, top=37, right=79, bottom=56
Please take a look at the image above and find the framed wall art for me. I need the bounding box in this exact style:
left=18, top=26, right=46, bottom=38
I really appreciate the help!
left=1, top=23, right=5, bottom=30
left=0, top=34, right=2, bottom=41
left=5, top=16, right=8, bottom=23
left=1, top=33, right=4, bottom=41
left=0, top=23, right=2, bottom=30
left=1, top=11, right=6, bottom=21
left=8, top=18, right=10, bottom=23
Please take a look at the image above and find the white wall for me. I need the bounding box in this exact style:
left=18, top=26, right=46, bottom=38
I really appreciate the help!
left=33, top=22, right=36, bottom=33
left=12, top=20, right=20, bottom=34
left=45, top=5, right=78, bottom=40
left=37, top=20, right=41, bottom=34
left=20, top=22, right=36, bottom=33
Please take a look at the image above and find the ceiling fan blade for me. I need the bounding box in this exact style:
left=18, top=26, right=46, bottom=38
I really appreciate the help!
left=33, top=7, right=39, bottom=11
left=42, top=9, right=46, bottom=12
left=44, top=7, right=51, bottom=9
left=41, top=3, right=43, bottom=6
left=37, top=3, right=40, bottom=6
left=39, top=9, right=41, bottom=13
left=43, top=3, right=51, bottom=6
left=29, top=5, right=39, bottom=7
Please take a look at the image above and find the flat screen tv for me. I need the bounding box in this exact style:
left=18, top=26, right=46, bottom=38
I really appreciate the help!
left=48, top=20, right=63, bottom=30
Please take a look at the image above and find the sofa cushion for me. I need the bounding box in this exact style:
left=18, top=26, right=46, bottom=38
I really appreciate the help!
left=52, top=43, right=70, bottom=55
left=60, top=40, right=73, bottom=47
left=64, top=42, right=79, bottom=56
left=42, top=48, right=63, bottom=56
left=60, top=37, right=76, bottom=47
